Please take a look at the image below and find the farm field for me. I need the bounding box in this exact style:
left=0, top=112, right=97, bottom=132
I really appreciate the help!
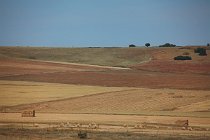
left=0, top=46, right=210, bottom=139
left=0, top=80, right=130, bottom=106
left=0, top=50, right=210, bottom=90
left=134, top=47, right=210, bottom=74
left=2, top=83, right=209, bottom=117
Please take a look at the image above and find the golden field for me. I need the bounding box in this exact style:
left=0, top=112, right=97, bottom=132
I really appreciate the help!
left=0, top=80, right=129, bottom=106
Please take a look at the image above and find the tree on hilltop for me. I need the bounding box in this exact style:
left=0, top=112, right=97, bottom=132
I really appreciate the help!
left=129, top=44, right=136, bottom=47
left=159, top=43, right=176, bottom=47
left=145, top=43, right=150, bottom=47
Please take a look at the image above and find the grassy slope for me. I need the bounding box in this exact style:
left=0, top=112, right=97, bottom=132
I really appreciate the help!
left=0, top=46, right=151, bottom=67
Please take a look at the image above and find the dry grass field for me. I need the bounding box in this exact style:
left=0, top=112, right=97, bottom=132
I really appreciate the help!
left=0, top=80, right=130, bottom=106
left=0, top=46, right=152, bottom=67
left=4, top=86, right=210, bottom=117
left=0, top=46, right=210, bottom=139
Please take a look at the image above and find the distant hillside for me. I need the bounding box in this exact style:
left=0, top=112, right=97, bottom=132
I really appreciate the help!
left=0, top=46, right=152, bottom=67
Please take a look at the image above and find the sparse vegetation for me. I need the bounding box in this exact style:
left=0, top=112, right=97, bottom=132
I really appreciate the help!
left=194, top=48, right=207, bottom=56
left=1, top=126, right=209, bottom=140
left=78, top=131, right=87, bottom=139
left=159, top=43, right=176, bottom=47
left=174, top=56, right=192, bottom=60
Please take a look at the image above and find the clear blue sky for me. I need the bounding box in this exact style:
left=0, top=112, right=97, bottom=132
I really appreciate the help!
left=0, top=0, right=210, bottom=47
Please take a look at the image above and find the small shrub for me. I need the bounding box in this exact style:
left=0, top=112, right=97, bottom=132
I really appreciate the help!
left=159, top=43, right=176, bottom=47
left=78, top=131, right=87, bottom=139
left=174, top=56, right=192, bottom=60
left=129, top=44, right=136, bottom=47
left=194, top=48, right=207, bottom=56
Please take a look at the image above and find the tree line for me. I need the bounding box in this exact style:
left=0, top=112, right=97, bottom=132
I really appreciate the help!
left=129, top=43, right=210, bottom=48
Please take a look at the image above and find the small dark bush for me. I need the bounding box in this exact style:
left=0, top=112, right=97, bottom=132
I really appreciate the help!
left=174, top=56, right=192, bottom=60
left=194, top=48, right=207, bottom=56
left=78, top=131, right=87, bottom=139
left=129, top=44, right=136, bottom=47
left=159, top=43, right=176, bottom=47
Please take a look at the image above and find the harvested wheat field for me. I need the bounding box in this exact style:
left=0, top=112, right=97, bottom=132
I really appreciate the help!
left=0, top=80, right=130, bottom=106
left=0, top=46, right=210, bottom=139
left=3, top=84, right=210, bottom=117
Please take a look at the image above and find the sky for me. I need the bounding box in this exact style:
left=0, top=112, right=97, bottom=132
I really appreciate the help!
left=0, top=0, right=210, bottom=47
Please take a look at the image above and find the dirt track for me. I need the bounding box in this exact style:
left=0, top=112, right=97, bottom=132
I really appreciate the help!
left=30, top=59, right=130, bottom=70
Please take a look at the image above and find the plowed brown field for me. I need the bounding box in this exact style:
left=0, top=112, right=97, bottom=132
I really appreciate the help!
left=133, top=47, right=210, bottom=74
left=0, top=55, right=210, bottom=90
